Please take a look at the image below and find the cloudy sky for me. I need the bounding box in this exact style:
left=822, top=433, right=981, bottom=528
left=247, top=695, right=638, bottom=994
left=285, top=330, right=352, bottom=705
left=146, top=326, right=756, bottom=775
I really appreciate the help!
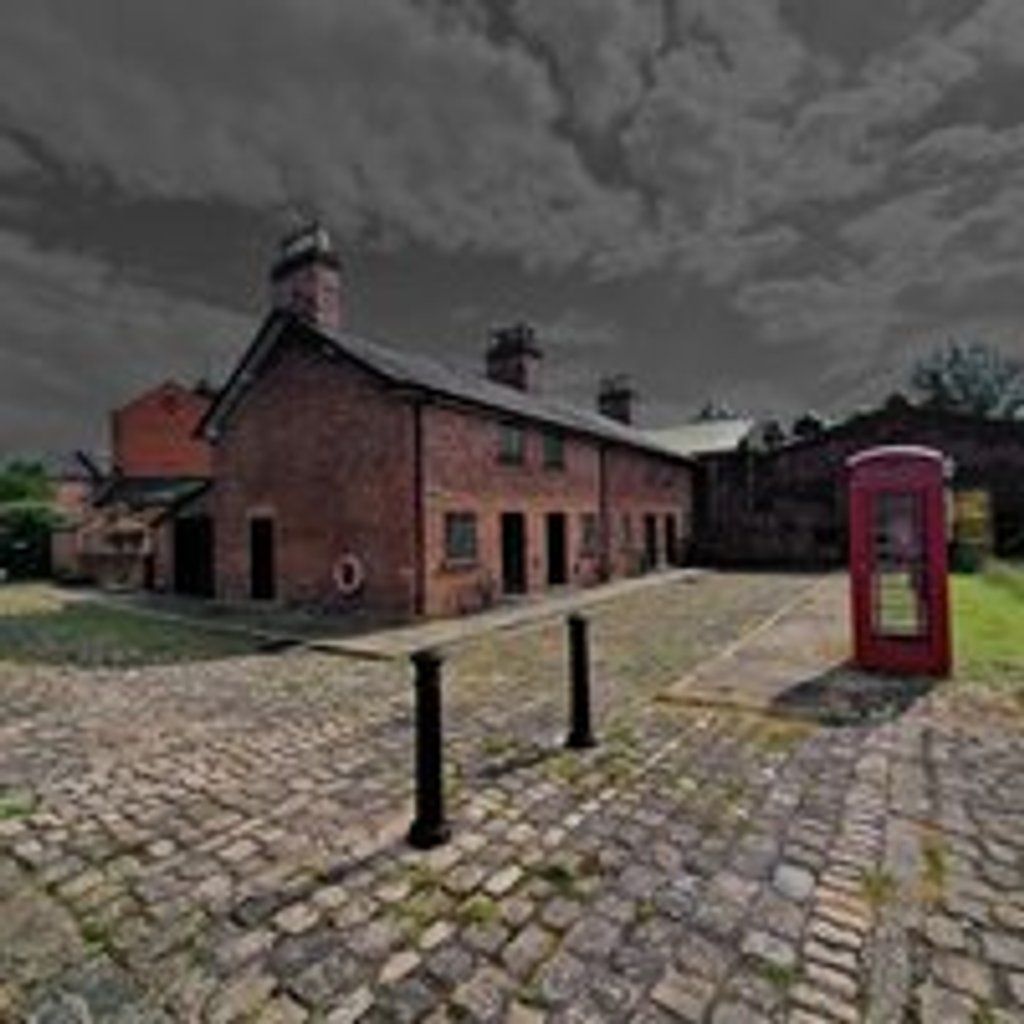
left=3, top=0, right=1024, bottom=456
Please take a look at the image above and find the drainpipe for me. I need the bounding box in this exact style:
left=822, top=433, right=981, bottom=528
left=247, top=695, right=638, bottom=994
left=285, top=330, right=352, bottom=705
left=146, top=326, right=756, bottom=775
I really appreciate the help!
left=413, top=400, right=426, bottom=616
left=598, top=444, right=611, bottom=582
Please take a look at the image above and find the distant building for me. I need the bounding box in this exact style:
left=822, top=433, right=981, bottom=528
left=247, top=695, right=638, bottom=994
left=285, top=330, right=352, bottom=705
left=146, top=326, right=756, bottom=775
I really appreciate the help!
left=693, top=394, right=1024, bottom=566
left=110, top=380, right=213, bottom=479
left=48, top=451, right=105, bottom=580
left=176, top=224, right=695, bottom=617
left=54, top=383, right=213, bottom=588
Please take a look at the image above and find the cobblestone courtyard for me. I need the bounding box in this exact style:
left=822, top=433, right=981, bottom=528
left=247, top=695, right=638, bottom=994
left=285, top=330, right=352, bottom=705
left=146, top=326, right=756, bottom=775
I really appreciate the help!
left=1, top=573, right=1023, bottom=1023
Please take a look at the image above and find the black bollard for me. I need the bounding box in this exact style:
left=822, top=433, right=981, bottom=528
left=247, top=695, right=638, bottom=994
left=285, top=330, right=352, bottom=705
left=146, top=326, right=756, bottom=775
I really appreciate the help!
left=566, top=613, right=597, bottom=749
left=408, top=648, right=451, bottom=849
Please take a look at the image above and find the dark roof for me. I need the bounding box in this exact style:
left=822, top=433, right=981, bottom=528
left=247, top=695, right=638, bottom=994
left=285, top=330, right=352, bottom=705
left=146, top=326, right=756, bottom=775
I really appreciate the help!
left=93, top=476, right=209, bottom=512
left=202, top=311, right=694, bottom=464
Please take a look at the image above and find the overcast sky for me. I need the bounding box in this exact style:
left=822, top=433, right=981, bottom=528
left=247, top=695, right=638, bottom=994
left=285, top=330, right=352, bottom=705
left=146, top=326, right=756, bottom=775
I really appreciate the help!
left=3, top=0, right=1024, bottom=456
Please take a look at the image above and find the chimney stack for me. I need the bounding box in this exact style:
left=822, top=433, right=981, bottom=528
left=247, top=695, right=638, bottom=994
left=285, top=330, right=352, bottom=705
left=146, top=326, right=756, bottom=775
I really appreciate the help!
left=598, top=375, right=636, bottom=424
left=486, top=322, right=542, bottom=392
left=270, top=222, right=344, bottom=333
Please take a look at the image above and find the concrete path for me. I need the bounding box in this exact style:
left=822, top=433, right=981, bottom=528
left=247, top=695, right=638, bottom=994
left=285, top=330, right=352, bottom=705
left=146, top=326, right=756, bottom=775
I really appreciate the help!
left=662, top=575, right=849, bottom=714
left=66, top=569, right=705, bottom=662
left=311, top=568, right=704, bottom=660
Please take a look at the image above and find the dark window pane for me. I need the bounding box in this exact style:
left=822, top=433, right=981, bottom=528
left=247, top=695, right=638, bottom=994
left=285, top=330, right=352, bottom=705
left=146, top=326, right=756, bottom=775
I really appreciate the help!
left=543, top=432, right=564, bottom=468
left=871, top=491, right=927, bottom=638
left=580, top=512, right=599, bottom=555
left=445, top=512, right=478, bottom=562
left=498, top=424, right=525, bottom=464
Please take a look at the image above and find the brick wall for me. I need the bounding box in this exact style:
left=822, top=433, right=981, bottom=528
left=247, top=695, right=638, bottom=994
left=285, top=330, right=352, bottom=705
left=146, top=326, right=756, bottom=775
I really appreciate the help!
left=211, top=336, right=417, bottom=612
left=208, top=330, right=694, bottom=618
left=604, top=446, right=693, bottom=578
left=697, top=402, right=1024, bottom=566
left=421, top=404, right=605, bottom=617
left=112, top=382, right=212, bottom=478
left=420, top=404, right=694, bottom=618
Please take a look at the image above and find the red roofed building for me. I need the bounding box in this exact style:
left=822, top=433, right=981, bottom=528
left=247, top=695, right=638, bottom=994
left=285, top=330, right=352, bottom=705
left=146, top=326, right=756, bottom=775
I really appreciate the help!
left=111, top=380, right=213, bottom=478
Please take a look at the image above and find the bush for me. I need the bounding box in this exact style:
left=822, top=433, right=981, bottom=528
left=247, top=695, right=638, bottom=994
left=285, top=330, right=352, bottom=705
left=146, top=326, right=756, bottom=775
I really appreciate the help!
left=950, top=541, right=986, bottom=575
left=0, top=501, right=58, bottom=579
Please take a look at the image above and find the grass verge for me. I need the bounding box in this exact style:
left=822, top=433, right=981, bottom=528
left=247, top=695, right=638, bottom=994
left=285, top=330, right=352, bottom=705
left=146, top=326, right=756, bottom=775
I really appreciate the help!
left=0, top=584, right=261, bottom=667
left=952, top=561, right=1024, bottom=689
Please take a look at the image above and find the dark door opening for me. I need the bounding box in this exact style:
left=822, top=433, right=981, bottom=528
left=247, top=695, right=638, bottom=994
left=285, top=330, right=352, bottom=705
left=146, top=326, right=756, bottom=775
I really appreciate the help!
left=174, top=516, right=214, bottom=597
left=545, top=512, right=567, bottom=586
left=643, top=514, right=658, bottom=571
left=501, top=512, right=527, bottom=595
left=664, top=514, right=677, bottom=567
left=249, top=516, right=276, bottom=600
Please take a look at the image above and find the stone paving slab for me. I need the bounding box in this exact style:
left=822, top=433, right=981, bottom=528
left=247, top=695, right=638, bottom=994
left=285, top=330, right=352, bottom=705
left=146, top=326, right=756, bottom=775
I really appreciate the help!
left=313, top=568, right=705, bottom=660
left=661, top=577, right=850, bottom=715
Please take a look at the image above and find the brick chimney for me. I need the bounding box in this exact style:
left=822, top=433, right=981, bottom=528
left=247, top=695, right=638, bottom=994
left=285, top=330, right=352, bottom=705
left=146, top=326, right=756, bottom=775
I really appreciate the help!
left=270, top=223, right=344, bottom=332
left=598, top=375, right=636, bottom=424
left=486, top=322, right=542, bottom=392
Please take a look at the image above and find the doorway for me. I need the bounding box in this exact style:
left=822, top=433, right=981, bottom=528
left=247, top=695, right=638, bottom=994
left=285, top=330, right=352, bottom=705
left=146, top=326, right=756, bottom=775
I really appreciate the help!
left=545, top=512, right=568, bottom=586
left=643, top=514, right=658, bottom=571
left=249, top=516, right=276, bottom=600
left=664, top=514, right=677, bottom=567
left=174, top=515, right=214, bottom=597
left=501, top=512, right=527, bottom=595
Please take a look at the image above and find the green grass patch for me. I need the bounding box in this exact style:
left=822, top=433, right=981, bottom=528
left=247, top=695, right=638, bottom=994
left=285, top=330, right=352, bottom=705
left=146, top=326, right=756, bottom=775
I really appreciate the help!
left=0, top=790, right=36, bottom=821
left=532, top=860, right=580, bottom=898
left=758, top=960, right=801, bottom=992
left=860, top=867, right=897, bottom=911
left=953, top=562, right=1024, bottom=689
left=919, top=830, right=948, bottom=904
left=457, top=895, right=499, bottom=926
left=0, top=585, right=261, bottom=667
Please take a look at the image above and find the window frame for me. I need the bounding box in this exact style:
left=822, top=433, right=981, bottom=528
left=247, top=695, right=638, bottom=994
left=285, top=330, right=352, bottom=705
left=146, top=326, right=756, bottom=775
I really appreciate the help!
left=497, top=422, right=526, bottom=465
left=443, top=510, right=479, bottom=566
left=579, top=511, right=600, bottom=557
left=542, top=431, right=565, bottom=469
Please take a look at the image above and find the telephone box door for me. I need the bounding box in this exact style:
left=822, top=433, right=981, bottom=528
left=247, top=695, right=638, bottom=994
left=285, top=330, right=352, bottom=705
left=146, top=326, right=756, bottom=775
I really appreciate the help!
left=848, top=446, right=951, bottom=677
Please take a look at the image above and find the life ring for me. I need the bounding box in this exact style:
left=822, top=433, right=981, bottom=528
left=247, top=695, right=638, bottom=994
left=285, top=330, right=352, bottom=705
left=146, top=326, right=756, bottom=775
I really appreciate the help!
left=333, top=553, right=365, bottom=596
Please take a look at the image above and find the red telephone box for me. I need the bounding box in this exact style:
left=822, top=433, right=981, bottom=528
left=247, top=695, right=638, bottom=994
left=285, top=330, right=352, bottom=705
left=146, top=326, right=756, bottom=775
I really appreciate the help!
left=848, top=446, right=952, bottom=677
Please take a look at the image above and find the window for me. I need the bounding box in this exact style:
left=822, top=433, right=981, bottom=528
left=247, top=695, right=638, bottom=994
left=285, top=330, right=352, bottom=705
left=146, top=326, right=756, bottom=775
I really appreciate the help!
left=543, top=432, right=565, bottom=469
left=498, top=424, right=525, bottom=464
left=580, top=512, right=600, bottom=556
left=444, top=512, right=478, bottom=563
left=621, top=513, right=633, bottom=548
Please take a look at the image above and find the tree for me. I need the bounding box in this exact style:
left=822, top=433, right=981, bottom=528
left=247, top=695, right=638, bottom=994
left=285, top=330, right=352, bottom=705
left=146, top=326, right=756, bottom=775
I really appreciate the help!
left=0, top=501, right=57, bottom=579
left=0, top=460, right=51, bottom=503
left=792, top=411, right=827, bottom=441
left=0, top=461, right=55, bottom=578
left=911, top=340, right=1024, bottom=418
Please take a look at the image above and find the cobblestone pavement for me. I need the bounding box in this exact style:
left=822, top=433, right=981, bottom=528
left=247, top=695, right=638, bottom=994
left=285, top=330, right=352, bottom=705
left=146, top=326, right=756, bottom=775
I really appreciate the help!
left=1, top=573, right=1023, bottom=1022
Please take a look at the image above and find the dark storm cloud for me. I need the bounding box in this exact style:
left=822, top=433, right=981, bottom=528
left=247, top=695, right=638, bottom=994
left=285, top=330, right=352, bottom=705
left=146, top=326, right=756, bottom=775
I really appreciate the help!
left=0, top=0, right=646, bottom=271
left=0, top=228, right=251, bottom=452
left=2, top=0, right=1024, bottom=453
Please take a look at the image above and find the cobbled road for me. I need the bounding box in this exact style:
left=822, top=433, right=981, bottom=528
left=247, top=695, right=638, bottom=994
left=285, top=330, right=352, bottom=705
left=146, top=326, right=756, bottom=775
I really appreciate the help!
left=1, top=572, right=1022, bottom=1023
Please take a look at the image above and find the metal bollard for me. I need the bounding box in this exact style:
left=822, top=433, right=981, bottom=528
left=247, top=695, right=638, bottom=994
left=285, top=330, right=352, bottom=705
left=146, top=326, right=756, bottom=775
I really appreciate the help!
left=407, top=648, right=451, bottom=849
left=566, top=613, right=597, bottom=749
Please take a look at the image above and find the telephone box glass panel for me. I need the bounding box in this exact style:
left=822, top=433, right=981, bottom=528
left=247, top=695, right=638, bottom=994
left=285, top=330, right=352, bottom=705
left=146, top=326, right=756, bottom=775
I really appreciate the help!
left=871, top=491, right=927, bottom=639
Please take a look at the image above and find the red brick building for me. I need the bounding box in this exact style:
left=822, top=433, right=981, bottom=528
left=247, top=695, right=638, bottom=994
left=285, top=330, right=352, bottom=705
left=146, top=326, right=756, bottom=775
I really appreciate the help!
left=195, top=225, right=694, bottom=617
left=111, top=380, right=213, bottom=478
left=56, top=383, right=214, bottom=589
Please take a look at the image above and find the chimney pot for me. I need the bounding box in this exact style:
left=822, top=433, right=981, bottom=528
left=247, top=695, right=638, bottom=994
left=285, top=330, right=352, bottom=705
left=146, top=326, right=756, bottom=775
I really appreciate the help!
left=270, top=222, right=344, bottom=332
left=485, top=321, right=542, bottom=391
left=598, top=374, right=636, bottom=424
